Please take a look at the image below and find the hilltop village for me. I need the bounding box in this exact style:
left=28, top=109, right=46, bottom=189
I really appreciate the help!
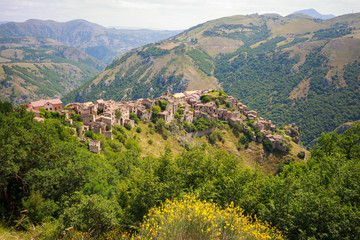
left=27, top=89, right=298, bottom=153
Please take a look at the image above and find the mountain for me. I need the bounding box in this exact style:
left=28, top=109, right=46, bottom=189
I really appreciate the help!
left=0, top=36, right=104, bottom=105
left=0, top=19, right=181, bottom=64
left=292, top=9, right=336, bottom=20
left=65, top=12, right=360, bottom=146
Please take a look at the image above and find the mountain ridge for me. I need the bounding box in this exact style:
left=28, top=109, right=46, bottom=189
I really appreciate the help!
left=0, top=19, right=181, bottom=64
left=292, top=9, right=336, bottom=20
left=64, top=12, right=360, bottom=146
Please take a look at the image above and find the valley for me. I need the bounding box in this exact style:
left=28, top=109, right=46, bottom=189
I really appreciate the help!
left=0, top=36, right=104, bottom=105
left=0, top=19, right=181, bottom=64
left=0, top=20, right=180, bottom=105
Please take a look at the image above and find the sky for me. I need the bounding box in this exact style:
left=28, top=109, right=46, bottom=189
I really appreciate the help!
left=0, top=0, right=359, bottom=30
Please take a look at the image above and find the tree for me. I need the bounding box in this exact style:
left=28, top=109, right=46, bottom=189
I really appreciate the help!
left=61, top=193, right=121, bottom=236
left=200, top=95, right=211, bottom=103
left=155, top=118, right=166, bottom=135
left=0, top=100, right=13, bottom=114
left=152, top=106, right=161, bottom=115
left=158, top=100, right=169, bottom=111
left=115, top=109, right=122, bottom=120
left=263, top=139, right=273, bottom=152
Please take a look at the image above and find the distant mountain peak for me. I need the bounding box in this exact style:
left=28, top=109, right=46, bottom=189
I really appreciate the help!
left=292, top=9, right=336, bottom=19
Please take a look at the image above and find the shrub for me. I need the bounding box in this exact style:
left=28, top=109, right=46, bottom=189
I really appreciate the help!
left=200, top=95, right=211, bottom=103
left=130, top=113, right=140, bottom=124
left=129, top=195, right=283, bottom=240
left=215, top=99, right=220, bottom=107
left=158, top=100, right=169, bottom=111
left=263, top=139, right=273, bottom=152
left=148, top=139, right=153, bottom=145
left=85, top=130, right=94, bottom=139
left=239, top=135, right=248, bottom=145
left=152, top=106, right=161, bottom=115
left=297, top=151, right=305, bottom=159
left=174, top=112, right=180, bottom=119
left=285, top=144, right=293, bottom=153
left=61, top=193, right=120, bottom=237
left=136, top=127, right=142, bottom=133
left=232, top=123, right=243, bottom=137
left=125, top=124, right=132, bottom=130
left=155, top=118, right=166, bottom=135
left=208, top=130, right=224, bottom=144
left=70, top=114, right=81, bottom=122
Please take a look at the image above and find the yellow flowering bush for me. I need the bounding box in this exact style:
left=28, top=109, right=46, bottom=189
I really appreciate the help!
left=132, top=195, right=283, bottom=240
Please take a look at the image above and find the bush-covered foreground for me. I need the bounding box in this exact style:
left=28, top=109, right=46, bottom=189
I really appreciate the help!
left=67, top=195, right=283, bottom=240
left=133, top=195, right=283, bottom=239
left=1, top=101, right=360, bottom=239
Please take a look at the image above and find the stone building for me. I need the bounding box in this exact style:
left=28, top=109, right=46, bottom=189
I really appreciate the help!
left=62, top=88, right=291, bottom=153
left=89, top=140, right=101, bottom=153
left=29, top=99, right=63, bottom=112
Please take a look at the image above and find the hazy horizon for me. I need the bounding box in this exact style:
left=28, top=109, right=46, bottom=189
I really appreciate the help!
left=0, top=0, right=359, bottom=30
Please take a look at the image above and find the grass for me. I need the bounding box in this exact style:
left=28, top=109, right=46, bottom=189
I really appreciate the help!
left=186, top=124, right=307, bottom=175
left=0, top=225, right=30, bottom=240
left=134, top=122, right=183, bottom=158
left=197, top=37, right=244, bottom=57
left=288, top=78, right=310, bottom=100
left=128, top=118, right=307, bottom=175
left=272, top=20, right=325, bottom=36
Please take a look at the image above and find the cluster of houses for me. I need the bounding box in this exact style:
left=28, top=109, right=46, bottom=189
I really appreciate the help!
left=27, top=89, right=290, bottom=153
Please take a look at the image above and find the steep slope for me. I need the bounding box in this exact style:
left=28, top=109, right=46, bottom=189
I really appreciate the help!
left=0, top=19, right=180, bottom=64
left=0, top=36, right=104, bottom=105
left=66, top=13, right=360, bottom=145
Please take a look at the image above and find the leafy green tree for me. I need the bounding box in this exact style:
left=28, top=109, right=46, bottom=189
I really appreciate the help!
left=158, top=100, right=169, bottom=111
left=263, top=139, right=273, bottom=152
left=115, top=109, right=122, bottom=120
left=61, top=193, right=121, bottom=236
left=152, top=105, right=161, bottom=115
left=0, top=100, right=13, bottom=114
left=125, top=123, right=132, bottom=130
left=155, top=118, right=166, bottom=135
left=200, top=95, right=211, bottom=103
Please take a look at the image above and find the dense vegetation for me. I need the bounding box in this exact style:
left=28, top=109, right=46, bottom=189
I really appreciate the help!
left=187, top=49, right=213, bottom=75
left=1, top=101, right=360, bottom=239
left=216, top=48, right=360, bottom=145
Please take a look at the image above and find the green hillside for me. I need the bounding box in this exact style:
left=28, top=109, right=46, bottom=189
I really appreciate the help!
left=65, top=13, right=360, bottom=145
left=1, top=101, right=360, bottom=239
left=0, top=36, right=104, bottom=105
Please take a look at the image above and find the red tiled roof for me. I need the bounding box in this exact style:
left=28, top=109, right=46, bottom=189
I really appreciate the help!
left=30, top=99, right=62, bottom=108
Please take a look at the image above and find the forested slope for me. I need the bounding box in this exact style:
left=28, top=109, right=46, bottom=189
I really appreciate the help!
left=1, top=101, right=360, bottom=239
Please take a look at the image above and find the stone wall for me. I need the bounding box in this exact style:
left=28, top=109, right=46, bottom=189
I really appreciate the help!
left=186, top=127, right=216, bottom=138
